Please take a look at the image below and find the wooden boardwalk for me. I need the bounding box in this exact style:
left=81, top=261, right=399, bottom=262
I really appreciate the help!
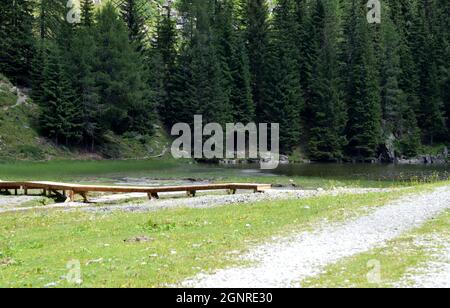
left=0, top=181, right=272, bottom=203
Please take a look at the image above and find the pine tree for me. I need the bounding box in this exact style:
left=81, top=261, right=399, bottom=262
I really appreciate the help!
left=152, top=5, right=178, bottom=127
left=93, top=2, right=155, bottom=135
left=243, top=0, right=270, bottom=122
left=307, top=0, right=347, bottom=161
left=411, top=1, right=447, bottom=144
left=434, top=0, right=450, bottom=138
left=295, top=0, right=313, bottom=103
left=380, top=16, right=421, bottom=157
left=81, top=0, right=95, bottom=27
left=172, top=0, right=231, bottom=126
left=31, top=40, right=48, bottom=104
left=341, top=0, right=382, bottom=160
left=37, top=0, right=66, bottom=40
left=39, top=43, right=81, bottom=145
left=70, top=24, right=100, bottom=150
left=120, top=0, right=148, bottom=53
left=263, top=0, right=303, bottom=153
left=229, top=32, right=254, bottom=124
left=213, top=0, right=254, bottom=124
left=0, top=0, right=35, bottom=85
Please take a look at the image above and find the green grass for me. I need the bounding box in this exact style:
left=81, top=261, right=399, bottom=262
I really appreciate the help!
left=0, top=158, right=183, bottom=181
left=0, top=99, right=67, bottom=161
left=301, top=208, right=450, bottom=288
left=0, top=74, right=171, bottom=161
left=0, top=189, right=418, bottom=288
left=420, top=144, right=449, bottom=156
left=0, top=79, right=16, bottom=108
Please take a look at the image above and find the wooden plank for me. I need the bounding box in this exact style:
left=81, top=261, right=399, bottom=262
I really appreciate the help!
left=0, top=181, right=272, bottom=200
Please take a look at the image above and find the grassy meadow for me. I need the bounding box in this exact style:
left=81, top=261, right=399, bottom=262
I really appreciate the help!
left=0, top=187, right=431, bottom=288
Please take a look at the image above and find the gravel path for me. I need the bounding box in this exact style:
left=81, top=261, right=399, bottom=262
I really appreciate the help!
left=0, top=195, right=44, bottom=208
left=0, top=187, right=394, bottom=214
left=396, top=234, right=450, bottom=288
left=181, top=186, right=450, bottom=288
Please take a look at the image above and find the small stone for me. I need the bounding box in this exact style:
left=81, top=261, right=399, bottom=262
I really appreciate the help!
left=44, top=282, right=59, bottom=288
left=86, top=258, right=104, bottom=265
left=124, top=236, right=153, bottom=243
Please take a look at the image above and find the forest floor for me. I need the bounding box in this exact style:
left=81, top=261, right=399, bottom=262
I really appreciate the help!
left=0, top=181, right=448, bottom=288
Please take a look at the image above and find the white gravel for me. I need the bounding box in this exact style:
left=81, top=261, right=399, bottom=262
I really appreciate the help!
left=181, top=186, right=450, bottom=288
left=395, top=234, right=450, bottom=288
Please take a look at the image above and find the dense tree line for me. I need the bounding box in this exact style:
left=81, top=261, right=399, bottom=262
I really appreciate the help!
left=0, top=0, right=448, bottom=161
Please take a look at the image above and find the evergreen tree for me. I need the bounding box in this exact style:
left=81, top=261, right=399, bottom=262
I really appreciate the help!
left=37, top=0, right=66, bottom=40
left=411, top=1, right=447, bottom=144
left=31, top=40, right=48, bottom=104
left=80, top=0, right=95, bottom=27
left=32, top=0, right=66, bottom=104
left=243, top=0, right=270, bottom=122
left=214, top=0, right=254, bottom=124
left=94, top=2, right=155, bottom=135
left=152, top=4, right=178, bottom=127
left=307, top=0, right=347, bottom=161
left=0, top=0, right=35, bottom=85
left=380, top=16, right=421, bottom=157
left=39, top=43, right=81, bottom=145
left=173, top=0, right=231, bottom=126
left=341, top=0, right=382, bottom=160
left=434, top=0, right=450, bottom=137
left=120, top=0, right=148, bottom=53
left=229, top=32, right=254, bottom=124
left=263, top=0, right=303, bottom=153
left=70, top=21, right=100, bottom=150
left=295, top=0, right=313, bottom=104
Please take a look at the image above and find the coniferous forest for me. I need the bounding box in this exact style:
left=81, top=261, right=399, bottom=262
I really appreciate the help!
left=0, top=0, right=448, bottom=162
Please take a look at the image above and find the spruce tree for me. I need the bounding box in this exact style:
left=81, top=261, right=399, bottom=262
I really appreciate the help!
left=37, top=0, right=66, bottom=40
left=152, top=4, right=178, bottom=127
left=81, top=0, right=95, bottom=27
left=307, top=0, right=347, bottom=161
left=120, top=0, right=148, bottom=53
left=93, top=2, right=155, bottom=135
left=173, top=0, right=231, bottom=126
left=380, top=16, right=421, bottom=157
left=0, top=0, right=35, bottom=85
left=31, top=41, right=48, bottom=104
left=214, top=0, right=254, bottom=124
left=263, top=0, right=303, bottom=153
left=229, top=32, right=254, bottom=124
left=341, top=0, right=382, bottom=160
left=243, top=0, right=270, bottom=122
left=39, top=43, right=80, bottom=145
left=434, top=0, right=450, bottom=137
left=70, top=20, right=100, bottom=150
left=411, top=2, right=447, bottom=144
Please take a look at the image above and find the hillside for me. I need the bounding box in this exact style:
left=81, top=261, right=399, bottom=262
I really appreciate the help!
left=0, top=74, right=170, bottom=161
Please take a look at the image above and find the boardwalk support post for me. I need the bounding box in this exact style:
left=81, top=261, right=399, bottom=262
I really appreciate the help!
left=147, top=192, right=160, bottom=200
left=65, top=190, right=75, bottom=203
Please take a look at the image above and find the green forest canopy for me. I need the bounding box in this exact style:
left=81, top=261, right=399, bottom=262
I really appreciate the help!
left=0, top=0, right=448, bottom=161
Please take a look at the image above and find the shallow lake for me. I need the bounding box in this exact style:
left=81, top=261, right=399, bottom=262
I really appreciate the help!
left=0, top=160, right=448, bottom=183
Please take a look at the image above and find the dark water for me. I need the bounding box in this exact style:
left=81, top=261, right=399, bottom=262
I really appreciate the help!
left=210, top=163, right=450, bottom=182
left=270, top=163, right=450, bottom=181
